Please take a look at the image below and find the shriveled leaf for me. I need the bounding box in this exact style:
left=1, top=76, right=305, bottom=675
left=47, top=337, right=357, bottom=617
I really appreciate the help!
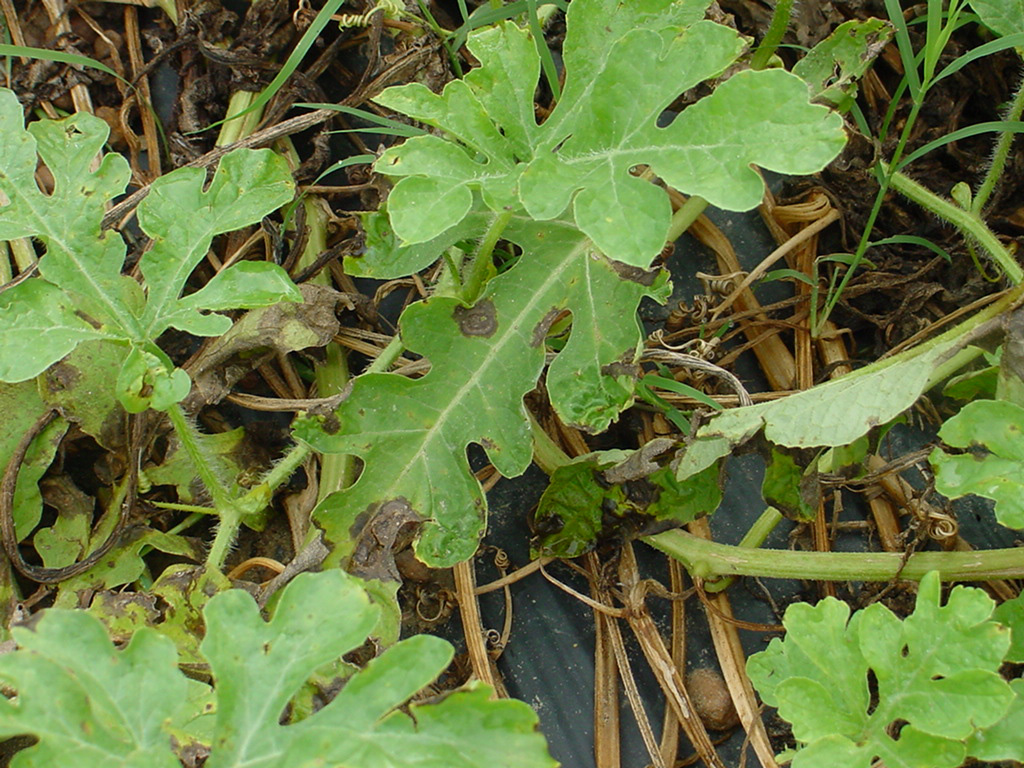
left=374, top=0, right=845, bottom=266
left=747, top=572, right=1013, bottom=768
left=183, top=284, right=342, bottom=411
left=531, top=456, right=720, bottom=558
left=793, top=18, right=895, bottom=106
left=762, top=447, right=818, bottom=521
left=296, top=216, right=668, bottom=566
left=53, top=529, right=202, bottom=608
left=930, top=399, right=1024, bottom=529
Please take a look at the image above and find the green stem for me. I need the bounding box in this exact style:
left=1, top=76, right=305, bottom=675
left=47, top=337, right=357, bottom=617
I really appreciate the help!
left=750, top=0, right=794, bottom=70
left=366, top=335, right=405, bottom=373
left=702, top=506, right=784, bottom=593
left=150, top=502, right=216, bottom=515
left=884, top=162, right=1023, bottom=284
left=165, top=404, right=234, bottom=512
left=463, top=208, right=514, bottom=303
left=254, top=441, right=312, bottom=500
left=205, top=509, right=241, bottom=574
left=528, top=410, right=571, bottom=475
left=666, top=195, right=708, bottom=242
left=216, top=90, right=264, bottom=147
left=645, top=529, right=1024, bottom=582
left=973, top=71, right=1024, bottom=214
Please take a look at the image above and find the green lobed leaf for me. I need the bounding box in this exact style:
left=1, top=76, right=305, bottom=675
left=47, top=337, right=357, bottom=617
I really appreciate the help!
left=373, top=0, right=845, bottom=267
left=930, top=399, right=1024, bottom=529
left=0, top=571, right=555, bottom=768
left=0, top=612, right=191, bottom=767
left=296, top=215, right=668, bottom=566
left=0, top=89, right=136, bottom=329
left=747, top=572, right=1014, bottom=768
left=0, top=89, right=300, bottom=412
left=136, top=149, right=299, bottom=338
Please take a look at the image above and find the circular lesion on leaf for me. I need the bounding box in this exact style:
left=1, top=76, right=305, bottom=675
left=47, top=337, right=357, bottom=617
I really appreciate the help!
left=453, top=299, right=498, bottom=337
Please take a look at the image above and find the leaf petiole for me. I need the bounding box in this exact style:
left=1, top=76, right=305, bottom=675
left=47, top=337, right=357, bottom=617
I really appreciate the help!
left=646, top=528, right=1024, bottom=581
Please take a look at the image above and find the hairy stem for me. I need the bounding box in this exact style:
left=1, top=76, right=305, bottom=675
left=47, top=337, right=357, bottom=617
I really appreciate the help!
left=165, top=403, right=234, bottom=512
left=463, top=207, right=514, bottom=303
left=884, top=162, right=1023, bottom=284
left=750, top=0, right=793, bottom=70
left=974, top=71, right=1024, bottom=213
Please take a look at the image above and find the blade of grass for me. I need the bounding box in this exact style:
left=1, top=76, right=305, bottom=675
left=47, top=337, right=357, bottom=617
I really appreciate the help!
left=526, top=0, right=560, bottom=102
left=295, top=102, right=428, bottom=137
left=0, top=43, right=128, bottom=85
left=198, top=0, right=346, bottom=134
left=895, top=120, right=1024, bottom=171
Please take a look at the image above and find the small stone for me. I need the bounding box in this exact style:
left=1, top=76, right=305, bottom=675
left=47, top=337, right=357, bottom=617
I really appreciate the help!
left=687, top=667, right=740, bottom=731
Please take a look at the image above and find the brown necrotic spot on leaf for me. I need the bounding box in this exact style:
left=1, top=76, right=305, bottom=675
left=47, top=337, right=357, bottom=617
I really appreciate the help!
left=601, top=355, right=641, bottom=380
left=453, top=299, right=498, bottom=338
left=349, top=498, right=423, bottom=583
left=608, top=259, right=660, bottom=286
left=531, top=308, right=563, bottom=348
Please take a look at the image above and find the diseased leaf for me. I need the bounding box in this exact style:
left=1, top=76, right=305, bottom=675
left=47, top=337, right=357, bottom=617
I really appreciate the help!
left=374, top=0, right=845, bottom=265
left=747, top=572, right=1014, bottom=768
left=930, top=399, right=1024, bottom=529
left=39, top=340, right=129, bottom=451
left=793, top=18, right=895, bottom=106
left=296, top=216, right=668, bottom=566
